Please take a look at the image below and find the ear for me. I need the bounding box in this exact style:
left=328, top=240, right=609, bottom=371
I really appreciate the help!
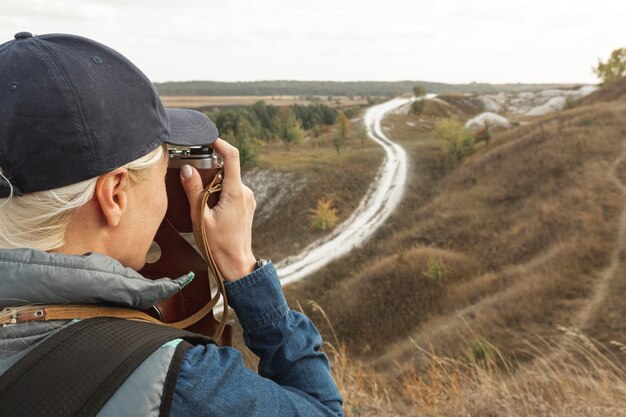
left=94, top=168, right=130, bottom=227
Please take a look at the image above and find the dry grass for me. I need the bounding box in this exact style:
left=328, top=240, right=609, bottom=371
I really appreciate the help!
left=280, top=80, right=626, bottom=377
left=324, top=247, right=479, bottom=356
left=571, top=76, right=626, bottom=108
left=307, top=302, right=395, bottom=417
left=435, top=94, right=484, bottom=118
left=300, top=298, right=626, bottom=417
left=234, top=301, right=626, bottom=416
left=394, top=329, right=626, bottom=417
left=250, top=117, right=384, bottom=261
left=324, top=319, right=626, bottom=417
left=250, top=80, right=626, bottom=415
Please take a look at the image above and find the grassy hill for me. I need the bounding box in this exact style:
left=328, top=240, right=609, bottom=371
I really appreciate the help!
left=246, top=79, right=626, bottom=415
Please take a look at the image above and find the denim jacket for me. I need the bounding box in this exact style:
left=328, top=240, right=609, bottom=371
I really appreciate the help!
left=0, top=249, right=343, bottom=417
left=172, top=263, right=344, bottom=416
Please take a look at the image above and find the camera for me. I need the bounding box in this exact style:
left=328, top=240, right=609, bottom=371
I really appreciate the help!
left=140, top=144, right=231, bottom=345
left=165, top=145, right=223, bottom=231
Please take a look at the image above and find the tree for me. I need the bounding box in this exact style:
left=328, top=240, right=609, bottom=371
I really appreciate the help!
left=412, top=84, right=427, bottom=116
left=332, top=134, right=344, bottom=154
left=274, top=107, right=304, bottom=150
left=434, top=118, right=475, bottom=167
left=221, top=118, right=259, bottom=168
left=357, top=126, right=368, bottom=146
left=251, top=100, right=274, bottom=132
left=338, top=111, right=350, bottom=140
left=593, top=47, right=626, bottom=85
left=413, top=84, right=426, bottom=97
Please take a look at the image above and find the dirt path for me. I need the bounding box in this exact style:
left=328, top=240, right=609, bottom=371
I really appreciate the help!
left=275, top=98, right=411, bottom=285
left=575, top=138, right=626, bottom=328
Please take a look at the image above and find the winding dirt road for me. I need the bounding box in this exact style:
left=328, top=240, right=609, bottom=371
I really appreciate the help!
left=276, top=98, right=411, bottom=285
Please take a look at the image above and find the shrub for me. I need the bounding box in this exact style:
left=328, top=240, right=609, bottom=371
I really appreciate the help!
left=412, top=84, right=427, bottom=116
left=425, top=255, right=445, bottom=282
left=468, top=337, right=493, bottom=363
left=332, top=135, right=344, bottom=154
left=412, top=99, right=425, bottom=116
left=434, top=118, right=475, bottom=167
left=310, top=198, right=339, bottom=231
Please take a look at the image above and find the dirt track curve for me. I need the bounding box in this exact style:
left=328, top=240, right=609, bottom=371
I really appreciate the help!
left=275, top=98, right=411, bottom=285
left=575, top=138, right=626, bottom=328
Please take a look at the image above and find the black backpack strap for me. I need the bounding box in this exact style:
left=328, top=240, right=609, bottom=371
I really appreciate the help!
left=0, top=317, right=214, bottom=417
left=159, top=340, right=195, bottom=417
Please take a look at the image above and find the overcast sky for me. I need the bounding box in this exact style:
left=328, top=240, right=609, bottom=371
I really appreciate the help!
left=1, top=0, right=624, bottom=84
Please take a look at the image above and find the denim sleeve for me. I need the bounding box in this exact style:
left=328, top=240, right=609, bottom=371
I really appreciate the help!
left=171, top=262, right=344, bottom=417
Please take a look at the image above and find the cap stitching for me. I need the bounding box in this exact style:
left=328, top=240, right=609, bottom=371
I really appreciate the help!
left=36, top=40, right=102, bottom=175
left=23, top=41, right=88, bottom=189
left=133, top=58, right=169, bottom=144
left=19, top=40, right=88, bottom=192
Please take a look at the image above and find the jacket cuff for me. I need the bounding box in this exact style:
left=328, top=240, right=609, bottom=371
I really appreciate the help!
left=224, top=262, right=289, bottom=332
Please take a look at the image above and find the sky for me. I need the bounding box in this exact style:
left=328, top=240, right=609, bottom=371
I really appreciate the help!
left=1, top=0, right=625, bottom=84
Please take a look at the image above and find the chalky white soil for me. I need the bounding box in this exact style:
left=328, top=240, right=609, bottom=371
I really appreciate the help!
left=275, top=98, right=410, bottom=285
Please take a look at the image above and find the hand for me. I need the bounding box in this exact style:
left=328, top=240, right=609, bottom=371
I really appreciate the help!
left=180, top=139, right=257, bottom=281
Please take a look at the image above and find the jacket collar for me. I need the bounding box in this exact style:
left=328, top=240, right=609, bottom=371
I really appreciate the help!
left=0, top=248, right=192, bottom=309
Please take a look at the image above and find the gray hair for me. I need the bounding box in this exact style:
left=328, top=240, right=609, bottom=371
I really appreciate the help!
left=0, top=145, right=166, bottom=251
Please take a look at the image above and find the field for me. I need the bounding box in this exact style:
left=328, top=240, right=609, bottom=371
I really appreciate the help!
left=160, top=95, right=368, bottom=109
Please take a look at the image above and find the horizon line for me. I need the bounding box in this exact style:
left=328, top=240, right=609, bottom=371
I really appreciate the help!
left=153, top=79, right=594, bottom=86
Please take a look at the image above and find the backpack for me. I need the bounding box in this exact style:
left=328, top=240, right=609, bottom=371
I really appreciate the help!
left=0, top=317, right=214, bottom=417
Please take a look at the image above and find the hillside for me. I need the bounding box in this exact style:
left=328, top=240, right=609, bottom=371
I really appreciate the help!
left=571, top=76, right=626, bottom=107
left=246, top=79, right=626, bottom=415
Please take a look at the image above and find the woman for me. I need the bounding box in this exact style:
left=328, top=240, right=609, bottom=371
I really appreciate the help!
left=0, top=32, right=343, bottom=416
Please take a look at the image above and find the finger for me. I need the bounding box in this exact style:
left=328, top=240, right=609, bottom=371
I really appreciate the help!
left=179, top=164, right=204, bottom=220
left=212, top=138, right=241, bottom=188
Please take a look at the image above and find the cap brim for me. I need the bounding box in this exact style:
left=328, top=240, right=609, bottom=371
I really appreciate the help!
left=165, top=108, right=219, bottom=146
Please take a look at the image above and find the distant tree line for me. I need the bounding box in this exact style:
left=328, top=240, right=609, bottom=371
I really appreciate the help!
left=206, top=101, right=339, bottom=166
left=154, top=80, right=570, bottom=97
left=290, top=104, right=338, bottom=129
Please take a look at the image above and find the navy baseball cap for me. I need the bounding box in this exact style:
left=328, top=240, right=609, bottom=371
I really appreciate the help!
left=0, top=32, right=219, bottom=197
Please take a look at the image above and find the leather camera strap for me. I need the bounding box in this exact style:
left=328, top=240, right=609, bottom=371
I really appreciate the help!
left=0, top=300, right=223, bottom=328
left=0, top=175, right=231, bottom=338
left=193, top=173, right=229, bottom=339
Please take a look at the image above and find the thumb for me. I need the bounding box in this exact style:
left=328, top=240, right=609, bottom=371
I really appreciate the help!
left=180, top=164, right=204, bottom=220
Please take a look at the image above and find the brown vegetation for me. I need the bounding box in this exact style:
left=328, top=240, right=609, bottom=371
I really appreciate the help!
left=250, top=118, right=384, bottom=261
left=262, top=79, right=626, bottom=415
left=240, top=78, right=626, bottom=415
left=435, top=94, right=484, bottom=117
left=571, top=76, right=626, bottom=108
left=328, top=325, right=626, bottom=416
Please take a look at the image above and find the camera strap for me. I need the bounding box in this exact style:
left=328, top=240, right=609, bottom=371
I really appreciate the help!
left=192, top=172, right=229, bottom=340
left=0, top=302, right=220, bottom=328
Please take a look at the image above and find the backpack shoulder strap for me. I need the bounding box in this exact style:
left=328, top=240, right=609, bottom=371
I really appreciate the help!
left=159, top=340, right=194, bottom=417
left=0, top=317, right=214, bottom=417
